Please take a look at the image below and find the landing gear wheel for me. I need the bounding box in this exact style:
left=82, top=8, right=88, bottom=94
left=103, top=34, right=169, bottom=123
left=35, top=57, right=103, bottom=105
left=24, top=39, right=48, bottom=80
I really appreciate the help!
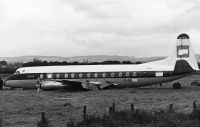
left=191, top=82, right=197, bottom=86
left=173, top=82, right=181, bottom=89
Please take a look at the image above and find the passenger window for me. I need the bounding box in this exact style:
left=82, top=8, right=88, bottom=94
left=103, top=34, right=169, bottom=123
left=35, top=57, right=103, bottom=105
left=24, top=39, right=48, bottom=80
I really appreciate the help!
left=64, top=73, right=68, bottom=78
left=102, top=73, right=106, bottom=78
left=47, top=73, right=53, bottom=79
left=94, top=73, right=98, bottom=78
left=87, top=73, right=91, bottom=78
left=56, top=73, right=60, bottom=78
left=79, top=73, right=83, bottom=78
left=39, top=74, right=44, bottom=79
left=132, top=72, right=137, bottom=77
left=119, top=72, right=122, bottom=77
left=111, top=72, right=115, bottom=77
left=71, top=73, right=75, bottom=78
left=126, top=72, right=129, bottom=77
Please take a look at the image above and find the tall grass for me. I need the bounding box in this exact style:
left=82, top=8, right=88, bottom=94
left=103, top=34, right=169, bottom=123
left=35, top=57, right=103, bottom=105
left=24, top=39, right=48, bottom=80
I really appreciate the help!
left=68, top=109, right=200, bottom=127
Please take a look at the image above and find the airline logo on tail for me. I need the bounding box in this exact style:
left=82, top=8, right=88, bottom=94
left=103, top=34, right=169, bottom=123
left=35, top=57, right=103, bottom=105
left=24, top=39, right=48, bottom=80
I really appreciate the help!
left=177, top=45, right=189, bottom=58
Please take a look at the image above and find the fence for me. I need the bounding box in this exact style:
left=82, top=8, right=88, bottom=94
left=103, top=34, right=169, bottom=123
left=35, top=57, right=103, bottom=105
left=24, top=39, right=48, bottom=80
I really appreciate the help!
left=35, top=100, right=199, bottom=127
left=0, top=101, right=198, bottom=127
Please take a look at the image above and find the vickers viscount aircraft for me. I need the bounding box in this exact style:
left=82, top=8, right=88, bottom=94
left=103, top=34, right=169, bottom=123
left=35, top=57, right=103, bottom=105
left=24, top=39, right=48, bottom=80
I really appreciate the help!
left=4, top=33, right=199, bottom=90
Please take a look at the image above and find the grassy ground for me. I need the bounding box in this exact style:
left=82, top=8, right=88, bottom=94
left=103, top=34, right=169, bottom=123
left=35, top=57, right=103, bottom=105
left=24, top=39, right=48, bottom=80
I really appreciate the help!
left=0, top=75, right=200, bottom=126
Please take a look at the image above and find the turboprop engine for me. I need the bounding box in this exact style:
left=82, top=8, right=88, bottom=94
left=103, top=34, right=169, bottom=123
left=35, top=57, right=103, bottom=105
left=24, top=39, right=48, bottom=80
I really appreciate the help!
left=41, top=80, right=68, bottom=90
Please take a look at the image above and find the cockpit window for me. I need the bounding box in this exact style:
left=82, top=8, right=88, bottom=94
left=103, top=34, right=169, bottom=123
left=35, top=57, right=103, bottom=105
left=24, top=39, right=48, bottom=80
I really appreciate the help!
left=15, top=71, right=20, bottom=74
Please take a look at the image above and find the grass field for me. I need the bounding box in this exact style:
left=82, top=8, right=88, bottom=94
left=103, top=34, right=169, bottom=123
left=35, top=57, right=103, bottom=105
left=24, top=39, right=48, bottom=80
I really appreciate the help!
left=0, top=74, right=200, bottom=126
left=69, top=108, right=200, bottom=127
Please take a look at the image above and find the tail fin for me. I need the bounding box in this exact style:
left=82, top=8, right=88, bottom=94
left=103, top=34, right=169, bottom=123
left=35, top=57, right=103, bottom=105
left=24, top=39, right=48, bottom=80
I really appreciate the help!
left=146, top=33, right=199, bottom=72
left=170, top=33, right=199, bottom=72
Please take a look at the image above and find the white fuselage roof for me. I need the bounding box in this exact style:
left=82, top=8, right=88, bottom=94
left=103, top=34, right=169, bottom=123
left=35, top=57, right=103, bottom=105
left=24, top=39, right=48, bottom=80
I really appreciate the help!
left=17, top=63, right=174, bottom=74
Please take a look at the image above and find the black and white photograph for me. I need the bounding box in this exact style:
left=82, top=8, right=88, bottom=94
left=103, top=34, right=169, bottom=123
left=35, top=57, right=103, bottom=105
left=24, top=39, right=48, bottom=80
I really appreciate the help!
left=1, top=0, right=200, bottom=126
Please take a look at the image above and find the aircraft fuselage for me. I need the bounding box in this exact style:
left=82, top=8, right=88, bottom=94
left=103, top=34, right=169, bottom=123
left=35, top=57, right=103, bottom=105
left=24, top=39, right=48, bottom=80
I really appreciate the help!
left=4, top=64, right=191, bottom=89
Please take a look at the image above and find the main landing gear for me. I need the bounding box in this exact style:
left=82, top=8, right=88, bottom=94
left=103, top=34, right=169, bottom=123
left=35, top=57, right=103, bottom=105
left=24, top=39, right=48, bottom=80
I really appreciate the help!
left=173, top=82, right=181, bottom=89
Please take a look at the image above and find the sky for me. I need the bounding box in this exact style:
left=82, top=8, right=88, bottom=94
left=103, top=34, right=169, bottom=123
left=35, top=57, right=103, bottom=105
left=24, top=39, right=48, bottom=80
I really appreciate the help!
left=1, top=0, right=200, bottom=57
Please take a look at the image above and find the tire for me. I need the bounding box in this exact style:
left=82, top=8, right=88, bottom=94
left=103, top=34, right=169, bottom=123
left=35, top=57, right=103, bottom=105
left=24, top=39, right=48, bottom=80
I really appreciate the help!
left=191, top=82, right=197, bottom=86
left=173, top=82, right=181, bottom=89
left=191, top=81, right=200, bottom=86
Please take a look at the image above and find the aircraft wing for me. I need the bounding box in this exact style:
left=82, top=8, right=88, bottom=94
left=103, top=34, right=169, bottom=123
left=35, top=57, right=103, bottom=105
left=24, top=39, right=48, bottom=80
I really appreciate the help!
left=40, top=79, right=118, bottom=90
left=40, top=79, right=102, bottom=90
left=82, top=80, right=119, bottom=90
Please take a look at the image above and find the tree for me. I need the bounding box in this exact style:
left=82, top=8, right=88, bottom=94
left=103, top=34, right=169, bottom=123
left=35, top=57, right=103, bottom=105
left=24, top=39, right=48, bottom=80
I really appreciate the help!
left=102, top=61, right=121, bottom=64
left=135, top=61, right=142, bottom=64
left=33, top=57, right=42, bottom=63
left=0, top=61, right=7, bottom=65
left=122, top=61, right=132, bottom=64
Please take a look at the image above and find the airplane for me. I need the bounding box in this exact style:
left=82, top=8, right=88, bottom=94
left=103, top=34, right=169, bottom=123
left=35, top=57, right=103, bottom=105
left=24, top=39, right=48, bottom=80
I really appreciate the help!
left=4, top=33, right=200, bottom=90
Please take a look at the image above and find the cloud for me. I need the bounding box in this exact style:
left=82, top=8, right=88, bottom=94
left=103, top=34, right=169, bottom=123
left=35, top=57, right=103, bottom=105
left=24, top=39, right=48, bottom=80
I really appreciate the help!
left=1, top=0, right=200, bottom=57
left=63, top=0, right=197, bottom=37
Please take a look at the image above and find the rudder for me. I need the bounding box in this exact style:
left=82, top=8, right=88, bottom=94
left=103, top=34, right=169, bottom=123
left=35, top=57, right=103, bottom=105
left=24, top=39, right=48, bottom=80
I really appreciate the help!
left=172, top=33, right=199, bottom=71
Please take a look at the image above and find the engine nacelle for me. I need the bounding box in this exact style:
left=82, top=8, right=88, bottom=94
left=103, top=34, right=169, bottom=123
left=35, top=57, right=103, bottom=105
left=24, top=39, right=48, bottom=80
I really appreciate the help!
left=41, top=80, right=68, bottom=90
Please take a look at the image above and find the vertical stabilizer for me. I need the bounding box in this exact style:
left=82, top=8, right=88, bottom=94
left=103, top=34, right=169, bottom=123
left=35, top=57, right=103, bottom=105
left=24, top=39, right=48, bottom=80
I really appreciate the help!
left=169, top=33, right=199, bottom=71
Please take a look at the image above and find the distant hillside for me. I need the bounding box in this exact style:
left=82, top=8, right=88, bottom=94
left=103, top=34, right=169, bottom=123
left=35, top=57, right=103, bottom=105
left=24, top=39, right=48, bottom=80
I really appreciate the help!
left=66, top=55, right=167, bottom=63
left=0, top=56, right=68, bottom=63
left=2, top=54, right=200, bottom=64
left=0, top=55, right=167, bottom=64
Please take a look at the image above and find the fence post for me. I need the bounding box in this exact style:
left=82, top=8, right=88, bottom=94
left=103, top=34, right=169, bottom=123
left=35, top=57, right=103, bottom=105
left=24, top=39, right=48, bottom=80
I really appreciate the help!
left=83, top=106, right=87, bottom=121
left=193, top=101, right=197, bottom=113
left=131, top=103, right=134, bottom=112
left=37, top=112, right=47, bottom=127
left=41, top=112, right=46, bottom=123
left=109, top=107, right=113, bottom=115
left=112, top=103, right=115, bottom=112
left=0, top=116, right=2, bottom=127
left=169, top=104, right=173, bottom=113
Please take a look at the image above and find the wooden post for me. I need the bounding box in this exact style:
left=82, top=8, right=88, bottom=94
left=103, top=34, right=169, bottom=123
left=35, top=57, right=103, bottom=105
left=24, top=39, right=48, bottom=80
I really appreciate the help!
left=0, top=116, right=2, bottom=127
left=193, top=101, right=197, bottom=113
left=109, top=107, right=113, bottom=115
left=135, top=109, right=139, bottom=114
left=37, top=112, right=47, bottom=127
left=112, top=103, right=115, bottom=112
left=169, top=104, right=173, bottom=113
left=131, top=103, right=134, bottom=112
left=41, top=112, right=46, bottom=123
left=83, top=106, right=87, bottom=121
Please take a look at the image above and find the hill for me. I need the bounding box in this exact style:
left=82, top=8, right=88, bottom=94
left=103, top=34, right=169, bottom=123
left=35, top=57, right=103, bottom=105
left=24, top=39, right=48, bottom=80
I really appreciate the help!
left=0, top=55, right=167, bottom=64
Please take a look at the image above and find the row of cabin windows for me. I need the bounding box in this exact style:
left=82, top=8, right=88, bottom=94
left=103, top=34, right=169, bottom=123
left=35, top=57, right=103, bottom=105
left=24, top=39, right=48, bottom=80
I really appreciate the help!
left=9, top=71, right=165, bottom=80
left=45, top=72, right=137, bottom=79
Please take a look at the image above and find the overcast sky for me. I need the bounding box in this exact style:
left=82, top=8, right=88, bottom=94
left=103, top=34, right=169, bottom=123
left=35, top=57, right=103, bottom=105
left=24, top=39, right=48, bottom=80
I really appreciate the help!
left=1, top=0, right=200, bottom=57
